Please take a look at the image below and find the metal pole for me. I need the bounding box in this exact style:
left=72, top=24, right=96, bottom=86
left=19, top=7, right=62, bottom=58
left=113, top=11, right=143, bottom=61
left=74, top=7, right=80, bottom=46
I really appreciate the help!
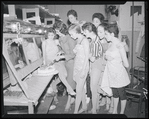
left=130, top=1, right=134, bottom=88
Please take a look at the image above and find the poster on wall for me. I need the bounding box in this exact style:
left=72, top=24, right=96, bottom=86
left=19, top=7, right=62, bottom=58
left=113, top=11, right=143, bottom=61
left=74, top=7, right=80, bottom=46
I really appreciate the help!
left=129, top=2, right=144, bottom=31
left=119, top=1, right=144, bottom=31
left=129, top=5, right=144, bottom=31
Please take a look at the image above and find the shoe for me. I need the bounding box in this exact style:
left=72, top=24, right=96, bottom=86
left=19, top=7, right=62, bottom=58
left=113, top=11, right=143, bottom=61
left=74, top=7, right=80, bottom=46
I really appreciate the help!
left=99, top=102, right=106, bottom=106
left=64, top=104, right=71, bottom=112
left=69, top=92, right=76, bottom=96
left=88, top=109, right=97, bottom=114
left=78, top=108, right=88, bottom=114
left=108, top=106, right=114, bottom=114
left=49, top=105, right=56, bottom=110
left=64, top=108, right=70, bottom=113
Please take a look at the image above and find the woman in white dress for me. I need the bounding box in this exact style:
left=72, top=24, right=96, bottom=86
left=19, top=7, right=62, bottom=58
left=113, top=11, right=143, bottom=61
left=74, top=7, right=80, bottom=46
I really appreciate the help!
left=101, top=23, right=130, bottom=114
left=68, top=24, right=90, bottom=114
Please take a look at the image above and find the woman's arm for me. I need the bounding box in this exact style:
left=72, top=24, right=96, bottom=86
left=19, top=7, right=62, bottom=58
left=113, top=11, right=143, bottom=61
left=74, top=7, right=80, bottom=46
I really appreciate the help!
left=117, top=43, right=129, bottom=68
left=81, top=38, right=90, bottom=77
left=65, top=38, right=76, bottom=61
left=122, top=41, right=129, bottom=52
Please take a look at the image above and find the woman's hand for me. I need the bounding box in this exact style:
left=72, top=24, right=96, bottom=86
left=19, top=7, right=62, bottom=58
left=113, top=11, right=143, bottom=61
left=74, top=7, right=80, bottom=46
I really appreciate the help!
left=105, top=55, right=114, bottom=61
left=55, top=55, right=61, bottom=61
left=90, top=56, right=95, bottom=63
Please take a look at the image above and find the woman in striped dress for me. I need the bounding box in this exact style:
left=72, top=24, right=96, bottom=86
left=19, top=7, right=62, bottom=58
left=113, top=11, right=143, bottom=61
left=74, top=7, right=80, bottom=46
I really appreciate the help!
left=82, top=22, right=103, bottom=114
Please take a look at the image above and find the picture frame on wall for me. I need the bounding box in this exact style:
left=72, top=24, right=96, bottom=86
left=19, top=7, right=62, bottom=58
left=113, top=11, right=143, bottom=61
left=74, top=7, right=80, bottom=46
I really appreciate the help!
left=44, top=18, right=55, bottom=27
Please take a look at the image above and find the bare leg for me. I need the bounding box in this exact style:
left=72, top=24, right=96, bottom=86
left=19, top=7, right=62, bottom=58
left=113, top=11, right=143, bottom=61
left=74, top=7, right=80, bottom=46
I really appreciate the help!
left=59, top=72, right=75, bottom=95
left=90, top=68, right=101, bottom=114
left=65, top=95, right=71, bottom=111
left=112, top=97, right=119, bottom=114
left=52, top=77, right=60, bottom=93
left=120, top=100, right=127, bottom=114
left=70, top=97, right=75, bottom=104
left=81, top=87, right=87, bottom=111
left=105, top=96, right=110, bottom=111
left=55, top=62, right=75, bottom=95
left=74, top=77, right=86, bottom=113
left=109, top=96, right=114, bottom=113
left=96, top=94, right=100, bottom=110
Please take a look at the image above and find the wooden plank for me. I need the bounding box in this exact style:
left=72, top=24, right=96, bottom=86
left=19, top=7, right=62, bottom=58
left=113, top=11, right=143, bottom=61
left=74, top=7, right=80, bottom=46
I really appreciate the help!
left=36, top=95, right=54, bottom=114
left=8, top=5, right=16, bottom=17
left=28, top=102, right=34, bottom=114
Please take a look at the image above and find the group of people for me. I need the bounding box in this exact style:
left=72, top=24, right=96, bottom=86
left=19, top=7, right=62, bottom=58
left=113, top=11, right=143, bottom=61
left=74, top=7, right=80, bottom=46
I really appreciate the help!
left=42, top=9, right=130, bottom=114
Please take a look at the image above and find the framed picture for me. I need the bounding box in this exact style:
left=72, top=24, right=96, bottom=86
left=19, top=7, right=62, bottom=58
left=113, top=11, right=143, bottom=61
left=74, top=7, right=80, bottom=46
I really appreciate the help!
left=22, top=8, right=39, bottom=20
left=44, top=18, right=55, bottom=27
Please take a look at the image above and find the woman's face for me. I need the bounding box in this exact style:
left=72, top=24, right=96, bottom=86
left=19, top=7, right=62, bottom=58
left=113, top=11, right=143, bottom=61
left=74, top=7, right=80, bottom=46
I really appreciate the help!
left=92, top=18, right=101, bottom=27
left=68, top=14, right=77, bottom=24
left=105, top=31, right=112, bottom=42
left=83, top=29, right=91, bottom=38
left=47, top=32, right=55, bottom=40
left=97, top=26, right=105, bottom=39
left=68, top=30, right=78, bottom=40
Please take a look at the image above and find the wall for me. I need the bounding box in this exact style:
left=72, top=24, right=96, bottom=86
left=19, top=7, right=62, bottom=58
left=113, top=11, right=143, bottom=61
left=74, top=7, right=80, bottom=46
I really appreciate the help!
left=47, top=5, right=106, bottom=25
left=48, top=3, right=145, bottom=70
left=109, top=1, right=145, bottom=71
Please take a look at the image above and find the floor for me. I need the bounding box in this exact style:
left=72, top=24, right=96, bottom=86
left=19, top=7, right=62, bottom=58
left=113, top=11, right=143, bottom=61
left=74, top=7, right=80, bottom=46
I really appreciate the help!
left=4, top=90, right=148, bottom=118
left=47, top=93, right=147, bottom=118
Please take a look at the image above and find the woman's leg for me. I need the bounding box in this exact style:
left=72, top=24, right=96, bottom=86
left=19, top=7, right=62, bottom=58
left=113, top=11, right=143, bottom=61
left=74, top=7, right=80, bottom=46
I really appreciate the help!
left=55, top=62, right=75, bottom=95
left=65, top=61, right=76, bottom=111
left=74, top=77, right=86, bottom=113
left=81, top=86, right=88, bottom=111
left=51, top=76, right=61, bottom=93
left=120, top=100, right=127, bottom=114
left=119, top=87, right=127, bottom=114
left=109, top=96, right=114, bottom=113
left=105, top=96, right=110, bottom=111
left=113, top=97, right=119, bottom=114
left=99, top=96, right=106, bottom=106
left=90, top=68, right=101, bottom=113
left=65, top=95, right=71, bottom=111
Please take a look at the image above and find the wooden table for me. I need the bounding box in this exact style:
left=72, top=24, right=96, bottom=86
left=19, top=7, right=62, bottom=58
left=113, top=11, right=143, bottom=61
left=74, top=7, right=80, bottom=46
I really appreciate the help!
left=4, top=70, right=58, bottom=114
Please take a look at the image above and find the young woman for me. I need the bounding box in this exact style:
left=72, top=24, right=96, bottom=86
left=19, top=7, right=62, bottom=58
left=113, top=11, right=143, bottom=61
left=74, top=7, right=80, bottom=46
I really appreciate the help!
left=68, top=24, right=90, bottom=114
left=92, top=13, right=105, bottom=28
left=42, top=27, right=76, bottom=96
left=97, top=23, right=114, bottom=113
left=67, top=9, right=86, bottom=31
left=92, top=12, right=108, bottom=108
left=53, top=21, right=77, bottom=112
left=82, top=22, right=103, bottom=114
left=101, top=23, right=130, bottom=114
